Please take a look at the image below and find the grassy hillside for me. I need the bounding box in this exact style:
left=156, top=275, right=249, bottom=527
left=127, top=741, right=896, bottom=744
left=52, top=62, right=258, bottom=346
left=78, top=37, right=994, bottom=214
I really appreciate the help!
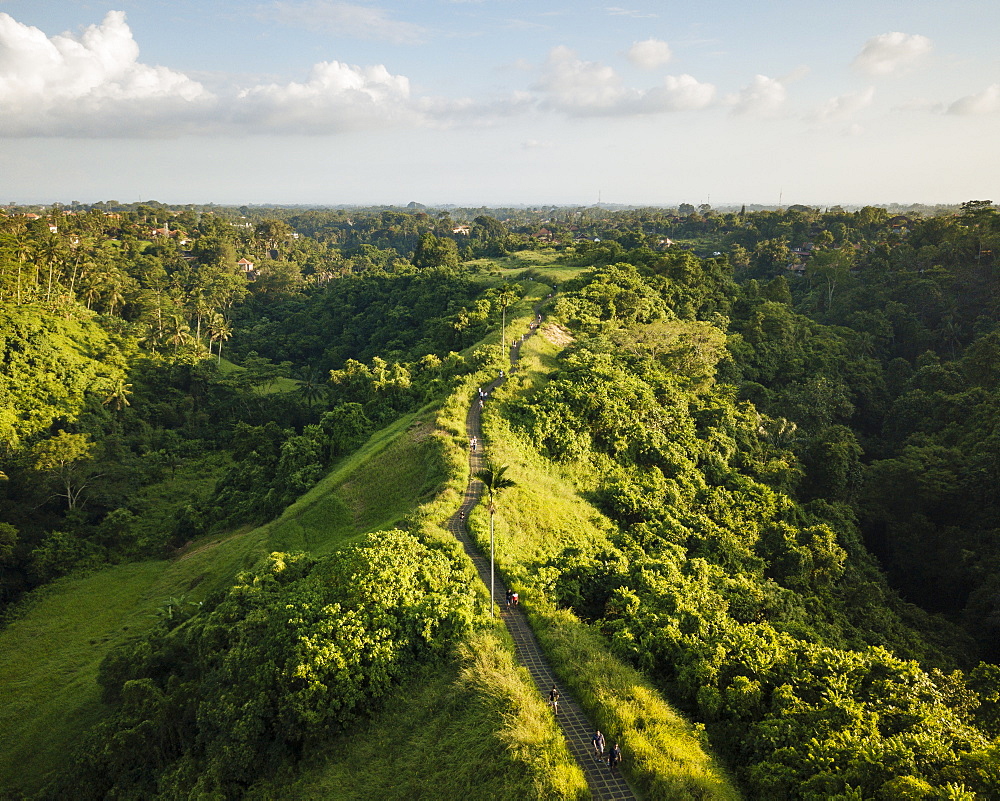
left=2, top=268, right=737, bottom=800
left=0, top=344, right=589, bottom=799
left=255, top=631, right=587, bottom=800
left=469, top=318, right=741, bottom=799
left=0, top=405, right=457, bottom=796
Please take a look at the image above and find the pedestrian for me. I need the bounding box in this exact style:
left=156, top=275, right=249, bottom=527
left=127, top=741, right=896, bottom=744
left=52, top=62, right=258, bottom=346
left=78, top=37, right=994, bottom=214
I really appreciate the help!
left=548, top=685, right=560, bottom=715
left=506, top=589, right=513, bottom=608
left=511, top=591, right=518, bottom=606
left=608, top=742, right=622, bottom=772
left=592, top=729, right=605, bottom=761
left=479, top=398, right=484, bottom=409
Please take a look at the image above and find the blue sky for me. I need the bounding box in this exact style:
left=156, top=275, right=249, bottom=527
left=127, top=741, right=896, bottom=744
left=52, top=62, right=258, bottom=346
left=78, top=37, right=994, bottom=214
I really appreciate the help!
left=0, top=0, right=997, bottom=206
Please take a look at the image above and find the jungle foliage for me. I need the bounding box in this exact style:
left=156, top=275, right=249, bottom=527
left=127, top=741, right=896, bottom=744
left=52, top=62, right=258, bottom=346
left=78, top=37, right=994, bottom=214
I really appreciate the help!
left=5, top=199, right=1000, bottom=799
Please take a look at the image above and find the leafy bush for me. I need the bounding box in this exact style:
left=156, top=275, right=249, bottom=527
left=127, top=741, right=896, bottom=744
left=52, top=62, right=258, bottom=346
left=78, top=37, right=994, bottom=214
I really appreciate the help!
left=47, top=531, right=476, bottom=799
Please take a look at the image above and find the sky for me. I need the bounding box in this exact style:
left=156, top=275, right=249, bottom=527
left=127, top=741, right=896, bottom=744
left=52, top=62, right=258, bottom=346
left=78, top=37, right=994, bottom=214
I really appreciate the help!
left=0, top=0, right=997, bottom=207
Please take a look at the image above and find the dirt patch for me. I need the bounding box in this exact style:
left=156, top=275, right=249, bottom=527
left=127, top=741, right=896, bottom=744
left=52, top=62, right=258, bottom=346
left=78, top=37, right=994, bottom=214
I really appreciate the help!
left=174, top=529, right=245, bottom=562
left=541, top=323, right=574, bottom=348
left=408, top=420, right=434, bottom=443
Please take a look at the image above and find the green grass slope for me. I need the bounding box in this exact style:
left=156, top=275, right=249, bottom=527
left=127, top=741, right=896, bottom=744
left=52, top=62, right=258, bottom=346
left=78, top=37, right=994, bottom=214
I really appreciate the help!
left=470, top=320, right=742, bottom=800
left=254, top=631, right=586, bottom=801
left=0, top=327, right=587, bottom=800
left=0, top=406, right=456, bottom=796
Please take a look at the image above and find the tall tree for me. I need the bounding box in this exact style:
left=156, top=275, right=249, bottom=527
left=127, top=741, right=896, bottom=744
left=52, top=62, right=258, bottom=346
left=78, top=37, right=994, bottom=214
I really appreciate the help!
left=30, top=431, right=95, bottom=510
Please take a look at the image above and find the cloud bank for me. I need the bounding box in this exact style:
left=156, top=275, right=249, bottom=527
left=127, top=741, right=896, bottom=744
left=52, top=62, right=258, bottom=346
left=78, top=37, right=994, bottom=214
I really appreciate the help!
left=534, top=46, right=714, bottom=115
left=0, top=11, right=212, bottom=136
left=0, top=11, right=967, bottom=141
left=852, top=32, right=932, bottom=77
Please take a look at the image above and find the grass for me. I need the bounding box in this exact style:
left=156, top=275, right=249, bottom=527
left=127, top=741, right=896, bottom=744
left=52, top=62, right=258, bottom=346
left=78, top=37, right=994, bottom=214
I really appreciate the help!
left=216, top=355, right=301, bottom=394
left=0, top=404, right=457, bottom=796
left=261, top=409, right=446, bottom=555
left=2, top=268, right=737, bottom=799
left=529, top=603, right=741, bottom=801
left=0, top=353, right=587, bottom=798
left=253, top=631, right=587, bottom=801
left=465, top=307, right=742, bottom=800
left=466, top=249, right=589, bottom=285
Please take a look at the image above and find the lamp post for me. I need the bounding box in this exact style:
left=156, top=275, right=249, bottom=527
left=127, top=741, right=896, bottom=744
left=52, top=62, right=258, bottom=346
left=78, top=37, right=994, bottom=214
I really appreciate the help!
left=474, top=461, right=515, bottom=617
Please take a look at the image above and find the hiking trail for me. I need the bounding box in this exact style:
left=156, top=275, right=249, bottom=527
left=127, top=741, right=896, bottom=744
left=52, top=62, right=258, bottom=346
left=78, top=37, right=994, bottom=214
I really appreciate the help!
left=445, top=296, right=636, bottom=800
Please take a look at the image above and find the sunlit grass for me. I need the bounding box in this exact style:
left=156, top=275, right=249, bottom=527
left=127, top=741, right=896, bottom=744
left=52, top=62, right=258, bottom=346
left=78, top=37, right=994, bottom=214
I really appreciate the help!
left=467, top=313, right=742, bottom=800
left=0, top=405, right=458, bottom=794
left=253, top=631, right=587, bottom=800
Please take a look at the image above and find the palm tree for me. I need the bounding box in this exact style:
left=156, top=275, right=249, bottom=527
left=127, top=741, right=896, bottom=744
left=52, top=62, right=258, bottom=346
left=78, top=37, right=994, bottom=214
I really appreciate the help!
left=207, top=313, right=232, bottom=363
left=473, top=459, right=516, bottom=617
left=102, top=377, right=133, bottom=411
left=295, top=366, right=327, bottom=407
left=166, top=313, right=192, bottom=352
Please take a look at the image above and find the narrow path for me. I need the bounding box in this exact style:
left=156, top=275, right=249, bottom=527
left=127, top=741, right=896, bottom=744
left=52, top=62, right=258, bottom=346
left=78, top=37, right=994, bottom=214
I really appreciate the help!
left=444, top=297, right=636, bottom=800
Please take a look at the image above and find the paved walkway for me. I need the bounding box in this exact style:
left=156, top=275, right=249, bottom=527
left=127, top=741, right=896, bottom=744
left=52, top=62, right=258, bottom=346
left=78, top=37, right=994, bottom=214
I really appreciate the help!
left=444, top=300, right=636, bottom=800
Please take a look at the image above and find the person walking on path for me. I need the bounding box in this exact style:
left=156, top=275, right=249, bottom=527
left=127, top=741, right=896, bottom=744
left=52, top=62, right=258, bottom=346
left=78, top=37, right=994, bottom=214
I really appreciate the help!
left=608, top=742, right=622, bottom=773
left=548, top=685, right=560, bottom=716
left=592, top=729, right=605, bottom=761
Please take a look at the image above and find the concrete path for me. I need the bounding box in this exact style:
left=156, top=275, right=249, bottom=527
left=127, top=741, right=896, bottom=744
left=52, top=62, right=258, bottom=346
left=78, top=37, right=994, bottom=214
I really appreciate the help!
left=444, top=300, right=636, bottom=800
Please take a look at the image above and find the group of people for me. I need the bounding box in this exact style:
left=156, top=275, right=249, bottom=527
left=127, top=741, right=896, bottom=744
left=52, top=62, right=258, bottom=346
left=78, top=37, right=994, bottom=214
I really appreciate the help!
left=466, top=295, right=630, bottom=783
left=591, top=729, right=622, bottom=773
left=545, top=690, right=624, bottom=775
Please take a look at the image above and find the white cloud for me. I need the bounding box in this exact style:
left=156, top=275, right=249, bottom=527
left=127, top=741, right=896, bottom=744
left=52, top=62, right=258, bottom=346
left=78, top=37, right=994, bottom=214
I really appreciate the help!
left=0, top=11, right=212, bottom=136
left=235, top=60, right=419, bottom=132
left=534, top=46, right=713, bottom=116
left=606, top=7, right=658, bottom=18
left=535, top=45, right=624, bottom=113
left=948, top=84, right=1000, bottom=115
left=729, top=74, right=787, bottom=116
left=260, top=1, right=426, bottom=44
left=643, top=74, right=715, bottom=111
left=626, top=39, right=672, bottom=70
left=811, top=86, right=875, bottom=123
left=852, top=32, right=932, bottom=77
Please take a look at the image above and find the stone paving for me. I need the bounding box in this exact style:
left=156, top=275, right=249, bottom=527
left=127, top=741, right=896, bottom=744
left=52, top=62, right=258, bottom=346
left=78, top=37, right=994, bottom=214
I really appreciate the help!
left=443, top=304, right=636, bottom=800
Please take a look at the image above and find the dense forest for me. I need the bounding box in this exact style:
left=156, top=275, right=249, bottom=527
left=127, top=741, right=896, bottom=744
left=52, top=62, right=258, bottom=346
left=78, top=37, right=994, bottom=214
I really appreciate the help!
left=2, top=198, right=1000, bottom=799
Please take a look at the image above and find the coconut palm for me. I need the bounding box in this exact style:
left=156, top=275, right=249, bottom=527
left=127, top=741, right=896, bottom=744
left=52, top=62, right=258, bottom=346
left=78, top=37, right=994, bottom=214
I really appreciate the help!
left=473, top=459, right=516, bottom=617
left=295, top=366, right=327, bottom=407
left=207, top=313, right=233, bottom=364
left=102, top=377, right=133, bottom=412
left=166, top=313, right=192, bottom=352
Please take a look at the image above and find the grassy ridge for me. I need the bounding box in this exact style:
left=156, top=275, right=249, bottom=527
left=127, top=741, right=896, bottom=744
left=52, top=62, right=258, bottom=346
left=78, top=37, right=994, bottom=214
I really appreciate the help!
left=471, top=315, right=742, bottom=800
left=2, top=262, right=737, bottom=799
left=256, top=631, right=587, bottom=801
left=0, top=319, right=589, bottom=799
left=0, top=406, right=456, bottom=795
